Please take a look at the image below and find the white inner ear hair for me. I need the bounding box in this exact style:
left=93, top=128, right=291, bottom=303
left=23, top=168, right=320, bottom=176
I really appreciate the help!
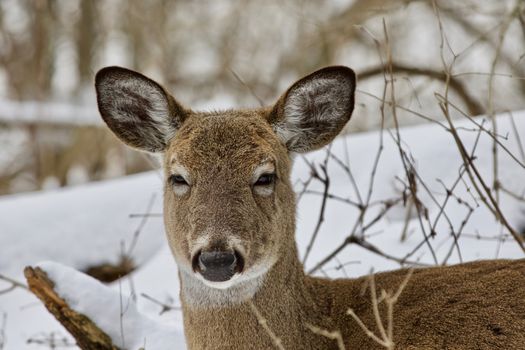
left=274, top=77, right=352, bottom=150
left=110, top=77, right=176, bottom=143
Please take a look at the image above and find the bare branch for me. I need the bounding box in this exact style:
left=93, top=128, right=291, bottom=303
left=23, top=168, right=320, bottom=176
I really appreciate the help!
left=140, top=293, right=181, bottom=315
left=0, top=273, right=27, bottom=295
left=359, top=62, right=484, bottom=116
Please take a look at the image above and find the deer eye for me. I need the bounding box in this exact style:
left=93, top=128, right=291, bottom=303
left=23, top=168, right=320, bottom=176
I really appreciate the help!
left=254, top=173, right=275, bottom=186
left=169, top=174, right=188, bottom=186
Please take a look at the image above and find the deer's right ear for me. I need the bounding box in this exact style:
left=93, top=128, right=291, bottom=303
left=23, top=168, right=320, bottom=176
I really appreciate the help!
left=268, top=66, right=355, bottom=153
left=95, top=66, right=186, bottom=153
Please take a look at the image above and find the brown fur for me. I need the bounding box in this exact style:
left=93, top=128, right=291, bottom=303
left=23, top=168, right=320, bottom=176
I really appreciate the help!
left=95, top=66, right=525, bottom=349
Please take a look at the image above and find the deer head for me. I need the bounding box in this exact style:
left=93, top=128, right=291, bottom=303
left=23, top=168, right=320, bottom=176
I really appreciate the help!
left=95, top=66, right=355, bottom=304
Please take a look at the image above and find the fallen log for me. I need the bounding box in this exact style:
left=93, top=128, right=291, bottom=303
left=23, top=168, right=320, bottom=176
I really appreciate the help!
left=24, top=266, right=119, bottom=350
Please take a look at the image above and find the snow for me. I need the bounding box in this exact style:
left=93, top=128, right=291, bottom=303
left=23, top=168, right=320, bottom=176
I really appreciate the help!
left=38, top=261, right=186, bottom=349
left=0, top=100, right=100, bottom=126
left=1, top=111, right=524, bottom=349
left=0, top=171, right=165, bottom=277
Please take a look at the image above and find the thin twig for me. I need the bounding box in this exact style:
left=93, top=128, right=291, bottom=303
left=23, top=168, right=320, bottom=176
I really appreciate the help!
left=305, top=324, right=346, bottom=350
left=140, top=293, right=181, bottom=315
left=230, top=69, right=265, bottom=107
left=126, top=192, right=157, bottom=257
left=0, top=274, right=28, bottom=295
left=248, top=302, right=285, bottom=350
left=303, top=151, right=331, bottom=264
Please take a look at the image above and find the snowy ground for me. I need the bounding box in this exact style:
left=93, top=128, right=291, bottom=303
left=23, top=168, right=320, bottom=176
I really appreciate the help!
left=1, top=111, right=524, bottom=349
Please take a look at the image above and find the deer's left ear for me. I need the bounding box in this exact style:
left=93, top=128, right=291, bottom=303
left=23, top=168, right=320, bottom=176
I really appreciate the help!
left=95, top=66, right=187, bottom=153
left=268, top=66, right=356, bottom=153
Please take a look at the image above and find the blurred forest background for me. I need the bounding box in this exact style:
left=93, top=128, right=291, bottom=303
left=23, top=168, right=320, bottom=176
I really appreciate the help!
left=0, top=0, right=524, bottom=195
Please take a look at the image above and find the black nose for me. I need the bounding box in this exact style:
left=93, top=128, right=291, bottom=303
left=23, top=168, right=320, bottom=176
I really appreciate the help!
left=193, top=251, right=241, bottom=282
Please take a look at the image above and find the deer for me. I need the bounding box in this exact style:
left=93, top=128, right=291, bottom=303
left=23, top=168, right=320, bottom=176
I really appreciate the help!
left=95, top=65, right=525, bottom=349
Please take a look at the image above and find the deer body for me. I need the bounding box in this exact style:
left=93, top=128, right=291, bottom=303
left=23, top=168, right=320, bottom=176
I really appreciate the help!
left=182, top=258, right=525, bottom=349
left=96, top=66, right=525, bottom=349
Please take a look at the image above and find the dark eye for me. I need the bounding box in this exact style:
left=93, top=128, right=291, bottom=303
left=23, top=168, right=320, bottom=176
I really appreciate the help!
left=254, top=173, right=275, bottom=186
left=169, top=174, right=188, bottom=186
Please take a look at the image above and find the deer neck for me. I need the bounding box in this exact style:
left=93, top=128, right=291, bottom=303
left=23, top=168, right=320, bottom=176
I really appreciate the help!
left=179, top=239, right=334, bottom=348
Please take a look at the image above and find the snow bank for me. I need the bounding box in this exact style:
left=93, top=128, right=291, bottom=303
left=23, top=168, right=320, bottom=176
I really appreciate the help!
left=0, top=172, right=165, bottom=277
left=37, top=261, right=186, bottom=349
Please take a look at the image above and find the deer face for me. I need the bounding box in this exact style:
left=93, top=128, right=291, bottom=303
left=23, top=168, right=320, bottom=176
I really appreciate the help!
left=161, top=111, right=294, bottom=289
left=95, top=66, right=355, bottom=294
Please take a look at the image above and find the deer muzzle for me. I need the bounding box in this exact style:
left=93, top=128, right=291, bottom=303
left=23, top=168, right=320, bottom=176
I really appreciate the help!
left=192, top=250, right=244, bottom=282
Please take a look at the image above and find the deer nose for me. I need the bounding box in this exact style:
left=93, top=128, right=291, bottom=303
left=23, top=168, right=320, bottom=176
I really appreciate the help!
left=193, top=250, right=242, bottom=282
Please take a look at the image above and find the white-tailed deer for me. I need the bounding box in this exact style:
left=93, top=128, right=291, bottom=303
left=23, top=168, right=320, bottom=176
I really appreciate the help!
left=95, top=66, right=525, bottom=349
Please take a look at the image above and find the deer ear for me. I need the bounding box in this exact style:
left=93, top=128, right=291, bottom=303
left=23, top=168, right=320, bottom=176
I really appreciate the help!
left=95, top=66, right=186, bottom=153
left=268, top=66, right=356, bottom=153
